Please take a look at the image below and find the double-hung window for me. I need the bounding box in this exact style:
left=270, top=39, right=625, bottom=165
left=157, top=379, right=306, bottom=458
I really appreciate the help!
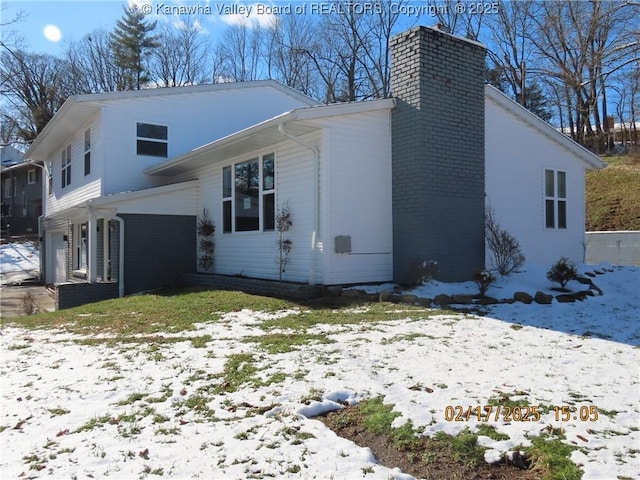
left=84, top=129, right=91, bottom=176
left=61, top=145, right=71, bottom=188
left=136, top=123, right=168, bottom=157
left=222, top=153, right=276, bottom=233
left=544, top=169, right=567, bottom=229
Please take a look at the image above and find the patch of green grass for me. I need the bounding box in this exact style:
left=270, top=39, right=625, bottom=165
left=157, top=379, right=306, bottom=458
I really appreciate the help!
left=360, top=396, right=401, bottom=435
left=476, top=424, right=509, bottom=441
left=510, top=324, right=524, bottom=330
left=522, top=433, right=582, bottom=480
left=261, top=302, right=441, bottom=331
left=1, top=289, right=292, bottom=335
left=75, top=413, right=114, bottom=433
left=48, top=407, right=70, bottom=417
left=117, top=392, right=148, bottom=406
left=434, top=428, right=486, bottom=467
left=214, top=353, right=259, bottom=393
left=381, top=332, right=435, bottom=344
left=245, top=332, right=334, bottom=354
left=487, top=390, right=531, bottom=408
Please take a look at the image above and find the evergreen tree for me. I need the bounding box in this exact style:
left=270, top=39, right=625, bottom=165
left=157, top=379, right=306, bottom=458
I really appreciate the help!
left=109, top=5, right=158, bottom=90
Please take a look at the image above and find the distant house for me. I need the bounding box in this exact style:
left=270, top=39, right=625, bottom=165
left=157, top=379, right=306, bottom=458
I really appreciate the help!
left=1, top=146, right=43, bottom=236
left=25, top=25, right=603, bottom=307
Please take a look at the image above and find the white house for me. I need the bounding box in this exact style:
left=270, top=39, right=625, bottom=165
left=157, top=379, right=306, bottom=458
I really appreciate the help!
left=25, top=26, right=603, bottom=307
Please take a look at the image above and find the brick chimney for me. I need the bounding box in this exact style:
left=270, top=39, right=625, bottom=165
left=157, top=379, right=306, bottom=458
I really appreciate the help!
left=390, top=26, right=487, bottom=283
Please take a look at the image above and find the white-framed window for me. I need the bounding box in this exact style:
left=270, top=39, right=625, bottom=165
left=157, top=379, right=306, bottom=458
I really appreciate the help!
left=61, top=145, right=71, bottom=188
left=222, top=152, right=276, bottom=234
left=136, top=122, right=168, bottom=157
left=544, top=168, right=567, bottom=229
left=27, top=169, right=37, bottom=184
left=84, top=129, right=91, bottom=176
left=3, top=178, right=11, bottom=198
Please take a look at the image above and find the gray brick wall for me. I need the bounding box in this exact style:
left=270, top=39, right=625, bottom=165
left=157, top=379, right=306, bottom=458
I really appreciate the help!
left=121, top=214, right=196, bottom=294
left=390, top=26, right=486, bottom=283
left=180, top=273, right=321, bottom=300
left=56, top=282, right=119, bottom=310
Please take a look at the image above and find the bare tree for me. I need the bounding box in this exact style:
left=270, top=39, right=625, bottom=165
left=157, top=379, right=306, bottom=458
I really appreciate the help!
left=151, top=17, right=210, bottom=87
left=64, top=30, right=128, bottom=93
left=218, top=21, right=265, bottom=82
left=265, top=14, right=318, bottom=96
left=529, top=0, right=640, bottom=152
left=0, top=49, right=69, bottom=142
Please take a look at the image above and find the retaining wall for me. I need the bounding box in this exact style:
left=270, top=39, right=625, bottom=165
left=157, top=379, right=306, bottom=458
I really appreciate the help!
left=585, top=231, right=640, bottom=266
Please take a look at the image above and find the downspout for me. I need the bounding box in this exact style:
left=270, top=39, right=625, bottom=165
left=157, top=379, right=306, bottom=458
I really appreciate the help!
left=278, top=123, right=319, bottom=286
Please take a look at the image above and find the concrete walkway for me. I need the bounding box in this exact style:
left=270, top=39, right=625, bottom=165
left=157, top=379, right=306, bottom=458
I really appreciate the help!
left=0, top=284, right=56, bottom=318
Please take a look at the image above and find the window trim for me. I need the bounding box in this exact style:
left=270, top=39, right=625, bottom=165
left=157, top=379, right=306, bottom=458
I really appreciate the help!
left=61, top=145, right=71, bottom=189
left=27, top=169, right=37, bottom=184
left=136, top=121, right=168, bottom=158
left=222, top=152, right=276, bottom=235
left=3, top=178, right=11, bottom=198
left=544, top=168, right=567, bottom=230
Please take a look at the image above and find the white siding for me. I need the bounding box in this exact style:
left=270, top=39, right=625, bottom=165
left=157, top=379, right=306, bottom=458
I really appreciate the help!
left=196, top=133, right=321, bottom=283
left=320, top=110, right=393, bottom=284
left=101, top=87, right=313, bottom=195
left=105, top=185, right=199, bottom=216
left=46, top=115, right=102, bottom=216
left=485, top=97, right=587, bottom=265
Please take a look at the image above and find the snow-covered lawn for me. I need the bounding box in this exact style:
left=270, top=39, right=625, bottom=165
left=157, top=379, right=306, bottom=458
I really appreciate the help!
left=1, top=264, right=638, bottom=479
left=0, top=242, right=40, bottom=285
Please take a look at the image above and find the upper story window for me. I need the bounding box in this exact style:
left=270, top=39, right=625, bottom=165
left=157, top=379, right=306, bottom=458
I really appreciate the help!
left=27, top=169, right=37, bottom=184
left=222, top=153, right=276, bottom=234
left=61, top=145, right=71, bottom=189
left=3, top=178, right=11, bottom=198
left=544, top=168, right=567, bottom=229
left=136, top=122, right=168, bottom=157
left=84, top=129, right=91, bottom=176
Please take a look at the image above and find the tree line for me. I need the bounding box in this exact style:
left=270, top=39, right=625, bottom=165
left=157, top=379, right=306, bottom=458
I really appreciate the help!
left=1, top=0, right=638, bottom=153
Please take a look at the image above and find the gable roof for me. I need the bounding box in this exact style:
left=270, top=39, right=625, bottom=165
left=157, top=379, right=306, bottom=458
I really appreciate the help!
left=25, top=80, right=318, bottom=162
left=145, top=98, right=396, bottom=177
left=485, top=85, right=604, bottom=170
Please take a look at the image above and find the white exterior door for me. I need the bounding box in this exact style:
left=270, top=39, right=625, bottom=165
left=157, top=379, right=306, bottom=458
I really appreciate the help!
left=47, top=232, right=67, bottom=283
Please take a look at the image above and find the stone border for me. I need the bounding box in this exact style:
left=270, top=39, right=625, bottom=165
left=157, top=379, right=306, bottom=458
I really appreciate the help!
left=335, top=273, right=607, bottom=308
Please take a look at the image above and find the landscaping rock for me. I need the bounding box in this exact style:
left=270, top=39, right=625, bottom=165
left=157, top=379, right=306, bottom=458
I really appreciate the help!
left=400, top=294, right=418, bottom=304
left=417, top=297, right=432, bottom=307
left=513, top=291, right=533, bottom=304
left=556, top=294, right=576, bottom=303
left=451, top=294, right=473, bottom=304
left=433, top=294, right=453, bottom=306
left=475, top=296, right=499, bottom=305
left=379, top=291, right=393, bottom=302
left=534, top=291, right=553, bottom=304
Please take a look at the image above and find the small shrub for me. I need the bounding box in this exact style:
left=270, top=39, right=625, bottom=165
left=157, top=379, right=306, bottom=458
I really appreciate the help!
left=276, top=202, right=293, bottom=280
left=197, top=209, right=215, bottom=272
left=485, top=205, right=525, bottom=276
left=22, top=292, right=39, bottom=315
left=408, top=259, right=439, bottom=286
left=546, top=257, right=578, bottom=291
left=473, top=269, right=496, bottom=297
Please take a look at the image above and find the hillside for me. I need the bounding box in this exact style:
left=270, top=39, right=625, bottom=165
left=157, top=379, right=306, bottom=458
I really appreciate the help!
left=586, top=154, right=640, bottom=231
